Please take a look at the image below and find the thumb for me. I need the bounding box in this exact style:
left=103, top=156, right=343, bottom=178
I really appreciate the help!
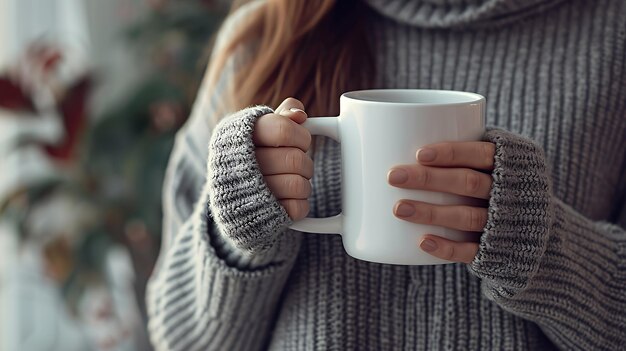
left=276, top=97, right=307, bottom=124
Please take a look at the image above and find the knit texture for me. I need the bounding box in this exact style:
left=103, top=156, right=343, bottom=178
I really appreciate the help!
left=206, top=106, right=294, bottom=257
left=363, top=0, right=568, bottom=28
left=147, top=0, right=626, bottom=350
left=469, top=128, right=554, bottom=296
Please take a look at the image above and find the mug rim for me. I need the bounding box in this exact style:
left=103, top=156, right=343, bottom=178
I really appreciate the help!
left=342, top=89, right=485, bottom=107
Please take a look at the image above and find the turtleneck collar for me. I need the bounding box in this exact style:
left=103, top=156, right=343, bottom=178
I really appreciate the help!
left=362, top=0, right=569, bottom=28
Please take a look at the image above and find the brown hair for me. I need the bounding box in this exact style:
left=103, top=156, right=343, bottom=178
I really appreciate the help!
left=206, top=0, right=374, bottom=121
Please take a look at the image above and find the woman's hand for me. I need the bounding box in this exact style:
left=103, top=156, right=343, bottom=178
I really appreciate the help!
left=254, top=98, right=313, bottom=221
left=387, top=142, right=496, bottom=264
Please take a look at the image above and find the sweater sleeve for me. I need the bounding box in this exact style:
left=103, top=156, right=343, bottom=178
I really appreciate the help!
left=145, top=2, right=301, bottom=350
left=206, top=106, right=299, bottom=267
left=468, top=128, right=626, bottom=351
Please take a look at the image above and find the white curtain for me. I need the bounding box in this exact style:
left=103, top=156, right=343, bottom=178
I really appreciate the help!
left=0, top=0, right=90, bottom=75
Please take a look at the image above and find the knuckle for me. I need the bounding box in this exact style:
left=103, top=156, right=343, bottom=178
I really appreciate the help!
left=284, top=200, right=309, bottom=220
left=468, top=208, right=485, bottom=231
left=465, top=171, right=481, bottom=195
left=285, top=176, right=309, bottom=197
left=296, top=201, right=310, bottom=219
left=285, top=148, right=304, bottom=171
left=285, top=176, right=299, bottom=195
left=424, top=205, right=435, bottom=224
left=416, top=167, right=430, bottom=186
left=444, top=143, right=456, bottom=162
left=482, top=143, right=495, bottom=167
left=443, top=245, right=455, bottom=261
left=275, top=117, right=293, bottom=146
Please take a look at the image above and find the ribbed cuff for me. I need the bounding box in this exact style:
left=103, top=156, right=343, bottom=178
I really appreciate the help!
left=206, top=106, right=295, bottom=266
left=469, top=128, right=554, bottom=298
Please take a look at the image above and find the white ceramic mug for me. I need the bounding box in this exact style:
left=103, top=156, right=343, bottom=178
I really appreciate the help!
left=290, top=89, right=486, bottom=265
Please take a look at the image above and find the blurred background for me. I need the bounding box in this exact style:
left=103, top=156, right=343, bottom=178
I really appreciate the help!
left=0, top=0, right=229, bottom=349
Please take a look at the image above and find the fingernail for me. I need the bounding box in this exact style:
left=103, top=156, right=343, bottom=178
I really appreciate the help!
left=395, top=203, right=415, bottom=217
left=420, top=238, right=438, bottom=252
left=279, top=108, right=305, bottom=117
left=388, top=169, right=408, bottom=184
left=417, top=148, right=436, bottom=162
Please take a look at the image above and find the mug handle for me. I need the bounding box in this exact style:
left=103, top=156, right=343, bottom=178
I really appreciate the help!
left=289, top=117, right=343, bottom=235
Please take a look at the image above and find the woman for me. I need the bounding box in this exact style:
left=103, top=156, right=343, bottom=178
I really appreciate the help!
left=147, top=0, right=626, bottom=350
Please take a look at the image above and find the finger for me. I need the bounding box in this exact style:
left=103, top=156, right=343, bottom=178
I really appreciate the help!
left=417, top=142, right=495, bottom=171
left=276, top=97, right=305, bottom=114
left=278, top=107, right=308, bottom=124
left=265, top=174, right=311, bottom=199
left=253, top=114, right=312, bottom=151
left=276, top=97, right=307, bottom=124
left=387, top=165, right=492, bottom=199
left=393, top=201, right=488, bottom=232
left=418, top=234, right=479, bottom=264
left=256, top=147, right=314, bottom=179
left=280, top=199, right=310, bottom=221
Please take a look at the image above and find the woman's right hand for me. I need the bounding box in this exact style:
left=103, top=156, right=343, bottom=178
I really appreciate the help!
left=253, top=98, right=313, bottom=221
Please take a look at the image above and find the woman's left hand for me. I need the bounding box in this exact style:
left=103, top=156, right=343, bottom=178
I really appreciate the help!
left=387, top=141, right=496, bottom=264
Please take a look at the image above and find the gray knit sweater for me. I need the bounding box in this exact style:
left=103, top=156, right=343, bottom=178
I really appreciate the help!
left=146, top=0, right=626, bottom=350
